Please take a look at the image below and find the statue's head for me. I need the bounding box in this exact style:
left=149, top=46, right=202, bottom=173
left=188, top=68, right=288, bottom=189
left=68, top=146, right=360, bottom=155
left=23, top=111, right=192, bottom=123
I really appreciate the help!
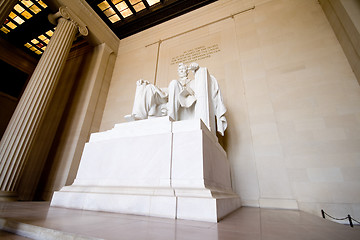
left=177, top=63, right=188, bottom=78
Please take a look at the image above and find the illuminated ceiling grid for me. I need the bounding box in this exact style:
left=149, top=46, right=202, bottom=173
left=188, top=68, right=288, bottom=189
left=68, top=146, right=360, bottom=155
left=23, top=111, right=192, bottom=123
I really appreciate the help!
left=97, top=0, right=160, bottom=23
left=0, top=0, right=217, bottom=58
left=1, top=0, right=47, bottom=34
left=24, top=29, right=55, bottom=55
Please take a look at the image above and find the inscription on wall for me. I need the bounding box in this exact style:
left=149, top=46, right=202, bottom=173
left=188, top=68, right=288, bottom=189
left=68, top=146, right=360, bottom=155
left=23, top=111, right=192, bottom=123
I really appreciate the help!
left=170, top=44, right=220, bottom=65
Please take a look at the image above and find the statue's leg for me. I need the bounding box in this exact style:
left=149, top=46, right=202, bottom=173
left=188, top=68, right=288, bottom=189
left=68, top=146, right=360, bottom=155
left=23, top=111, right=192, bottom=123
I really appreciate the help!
left=167, top=80, right=182, bottom=121
left=132, top=84, right=152, bottom=119
left=132, top=84, right=168, bottom=119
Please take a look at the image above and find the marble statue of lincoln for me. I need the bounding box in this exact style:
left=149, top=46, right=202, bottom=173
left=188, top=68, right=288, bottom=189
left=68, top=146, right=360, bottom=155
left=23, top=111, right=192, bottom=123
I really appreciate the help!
left=126, top=62, right=227, bottom=136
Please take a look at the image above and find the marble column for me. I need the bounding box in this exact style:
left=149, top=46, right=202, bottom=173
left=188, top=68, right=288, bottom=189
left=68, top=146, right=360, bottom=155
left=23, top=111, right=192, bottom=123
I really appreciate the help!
left=0, top=0, right=17, bottom=27
left=0, top=7, right=88, bottom=200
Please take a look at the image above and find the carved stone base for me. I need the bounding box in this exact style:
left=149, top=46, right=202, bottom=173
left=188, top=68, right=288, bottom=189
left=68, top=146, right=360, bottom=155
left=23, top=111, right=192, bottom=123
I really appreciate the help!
left=51, top=117, right=241, bottom=222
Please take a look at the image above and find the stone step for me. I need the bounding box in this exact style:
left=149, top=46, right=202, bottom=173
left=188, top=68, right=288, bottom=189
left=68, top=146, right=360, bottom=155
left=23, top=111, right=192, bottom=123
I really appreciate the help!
left=0, top=218, right=102, bottom=240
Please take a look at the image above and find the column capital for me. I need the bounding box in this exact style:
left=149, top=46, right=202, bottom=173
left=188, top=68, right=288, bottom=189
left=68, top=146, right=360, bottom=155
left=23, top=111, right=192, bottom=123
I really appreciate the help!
left=48, top=6, right=88, bottom=37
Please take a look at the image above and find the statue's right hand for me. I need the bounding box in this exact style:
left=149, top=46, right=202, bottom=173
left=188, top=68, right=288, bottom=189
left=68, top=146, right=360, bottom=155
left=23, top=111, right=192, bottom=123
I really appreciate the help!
left=136, top=79, right=150, bottom=86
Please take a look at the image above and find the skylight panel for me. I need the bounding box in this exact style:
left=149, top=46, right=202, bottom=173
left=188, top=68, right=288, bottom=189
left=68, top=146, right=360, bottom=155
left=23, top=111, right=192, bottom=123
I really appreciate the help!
left=6, top=21, right=17, bottom=30
left=98, top=1, right=110, bottom=11
left=115, top=1, right=127, bottom=12
left=104, top=8, right=115, bottom=17
left=21, top=0, right=32, bottom=7
left=1, top=0, right=48, bottom=34
left=45, top=30, right=54, bottom=37
left=13, top=16, right=25, bottom=25
left=21, top=10, right=32, bottom=19
left=96, top=0, right=166, bottom=26
left=9, top=12, right=17, bottom=19
left=0, top=26, right=10, bottom=34
left=129, top=0, right=146, bottom=12
left=31, top=39, right=39, bottom=44
left=8, top=11, right=25, bottom=27
left=120, top=8, right=132, bottom=18
left=109, top=14, right=120, bottom=23
left=36, top=42, right=44, bottom=48
left=133, top=2, right=146, bottom=12
left=98, top=1, right=122, bottom=23
left=38, top=34, right=46, bottom=41
left=146, top=0, right=160, bottom=6
left=29, top=4, right=41, bottom=14
left=113, top=1, right=133, bottom=18
left=14, top=4, right=25, bottom=14
left=24, top=27, right=54, bottom=56
left=36, top=0, right=47, bottom=8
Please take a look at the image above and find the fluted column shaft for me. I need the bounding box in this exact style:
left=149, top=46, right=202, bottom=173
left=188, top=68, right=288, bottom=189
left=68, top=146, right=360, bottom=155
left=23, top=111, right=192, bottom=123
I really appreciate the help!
left=0, top=0, right=18, bottom=27
left=0, top=8, right=87, bottom=198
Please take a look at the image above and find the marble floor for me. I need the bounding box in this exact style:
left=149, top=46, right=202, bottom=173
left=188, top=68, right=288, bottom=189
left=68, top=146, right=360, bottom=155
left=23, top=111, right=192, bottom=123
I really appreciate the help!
left=0, top=202, right=359, bottom=240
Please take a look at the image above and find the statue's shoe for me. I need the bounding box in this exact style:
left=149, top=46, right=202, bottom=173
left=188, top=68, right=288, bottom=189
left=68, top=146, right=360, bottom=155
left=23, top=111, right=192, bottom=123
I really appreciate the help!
left=124, top=114, right=136, bottom=122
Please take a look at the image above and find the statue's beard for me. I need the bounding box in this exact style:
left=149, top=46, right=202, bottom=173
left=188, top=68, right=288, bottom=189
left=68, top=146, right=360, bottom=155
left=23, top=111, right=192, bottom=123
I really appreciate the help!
left=178, top=72, right=187, bottom=78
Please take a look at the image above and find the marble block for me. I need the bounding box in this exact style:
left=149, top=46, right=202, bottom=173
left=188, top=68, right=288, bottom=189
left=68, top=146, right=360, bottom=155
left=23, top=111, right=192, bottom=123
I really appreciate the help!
left=51, top=117, right=241, bottom=222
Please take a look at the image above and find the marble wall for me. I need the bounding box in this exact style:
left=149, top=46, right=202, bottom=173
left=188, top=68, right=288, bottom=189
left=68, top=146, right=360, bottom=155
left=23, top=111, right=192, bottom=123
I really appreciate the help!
left=100, top=0, right=360, bottom=218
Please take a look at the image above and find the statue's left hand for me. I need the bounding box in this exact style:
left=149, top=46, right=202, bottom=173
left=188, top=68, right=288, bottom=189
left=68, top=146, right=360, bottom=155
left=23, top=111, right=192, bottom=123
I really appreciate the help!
left=136, top=79, right=150, bottom=86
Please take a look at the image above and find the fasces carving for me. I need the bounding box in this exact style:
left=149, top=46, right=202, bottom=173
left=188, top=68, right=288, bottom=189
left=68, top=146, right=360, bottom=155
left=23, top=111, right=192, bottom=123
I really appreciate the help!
left=126, top=63, right=227, bottom=136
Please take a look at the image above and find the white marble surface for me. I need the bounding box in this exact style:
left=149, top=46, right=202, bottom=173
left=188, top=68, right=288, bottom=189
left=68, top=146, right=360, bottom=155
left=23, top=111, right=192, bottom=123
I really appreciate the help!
left=51, top=117, right=240, bottom=222
left=171, top=120, right=231, bottom=191
left=75, top=134, right=172, bottom=187
left=90, top=116, right=173, bottom=142
left=3, top=202, right=359, bottom=240
left=52, top=191, right=177, bottom=218
left=177, top=196, right=241, bottom=222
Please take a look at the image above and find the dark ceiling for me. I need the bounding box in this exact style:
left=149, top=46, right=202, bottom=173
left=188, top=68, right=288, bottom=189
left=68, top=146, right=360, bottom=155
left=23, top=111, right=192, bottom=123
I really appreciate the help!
left=0, top=0, right=217, bottom=60
left=0, top=1, right=53, bottom=59
left=0, top=0, right=217, bottom=100
left=86, top=0, right=217, bottom=39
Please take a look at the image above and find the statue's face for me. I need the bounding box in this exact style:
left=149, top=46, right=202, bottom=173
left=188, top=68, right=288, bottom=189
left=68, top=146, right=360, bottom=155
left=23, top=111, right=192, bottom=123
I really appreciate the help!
left=178, top=65, right=188, bottom=78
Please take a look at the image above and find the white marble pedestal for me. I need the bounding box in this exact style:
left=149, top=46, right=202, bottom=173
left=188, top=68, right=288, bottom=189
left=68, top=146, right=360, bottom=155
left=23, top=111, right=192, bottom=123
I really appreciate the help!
left=51, top=117, right=241, bottom=222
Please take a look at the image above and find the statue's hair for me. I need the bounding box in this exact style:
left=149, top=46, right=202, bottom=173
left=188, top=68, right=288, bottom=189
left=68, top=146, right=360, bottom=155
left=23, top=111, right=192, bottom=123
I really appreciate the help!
left=178, top=63, right=187, bottom=69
